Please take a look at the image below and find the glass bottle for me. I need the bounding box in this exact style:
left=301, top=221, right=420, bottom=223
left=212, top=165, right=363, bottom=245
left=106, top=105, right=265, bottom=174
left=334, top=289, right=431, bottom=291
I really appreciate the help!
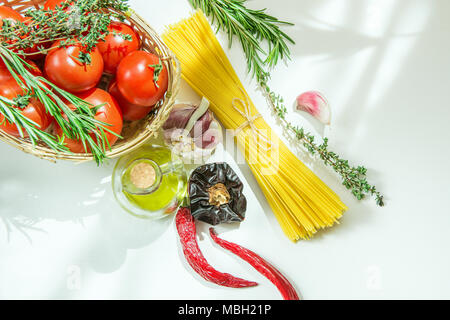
left=112, top=145, right=187, bottom=219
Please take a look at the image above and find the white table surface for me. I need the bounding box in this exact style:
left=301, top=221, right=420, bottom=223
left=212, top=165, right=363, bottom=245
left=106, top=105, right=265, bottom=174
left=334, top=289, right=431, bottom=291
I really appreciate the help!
left=1, top=0, right=449, bottom=300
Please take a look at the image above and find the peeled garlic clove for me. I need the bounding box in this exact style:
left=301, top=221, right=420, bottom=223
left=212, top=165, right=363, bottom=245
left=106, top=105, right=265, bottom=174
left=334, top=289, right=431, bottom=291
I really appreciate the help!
left=296, top=91, right=331, bottom=125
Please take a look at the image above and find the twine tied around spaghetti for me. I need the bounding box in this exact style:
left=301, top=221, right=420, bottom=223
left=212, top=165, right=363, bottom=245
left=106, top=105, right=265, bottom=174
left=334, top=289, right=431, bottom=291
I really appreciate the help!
left=232, top=90, right=275, bottom=152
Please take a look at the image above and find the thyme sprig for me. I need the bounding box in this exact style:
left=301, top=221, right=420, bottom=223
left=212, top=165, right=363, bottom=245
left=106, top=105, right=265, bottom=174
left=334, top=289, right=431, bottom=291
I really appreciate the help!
left=1, top=0, right=129, bottom=56
left=189, top=0, right=384, bottom=205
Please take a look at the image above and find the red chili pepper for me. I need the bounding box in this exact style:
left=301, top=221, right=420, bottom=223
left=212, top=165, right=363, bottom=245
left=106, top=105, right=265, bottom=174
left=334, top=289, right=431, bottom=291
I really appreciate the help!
left=175, top=207, right=258, bottom=288
left=209, top=228, right=300, bottom=300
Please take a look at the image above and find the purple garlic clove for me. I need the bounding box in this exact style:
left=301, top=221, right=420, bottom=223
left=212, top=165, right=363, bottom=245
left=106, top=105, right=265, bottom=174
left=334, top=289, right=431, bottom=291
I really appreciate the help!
left=162, top=104, right=197, bottom=131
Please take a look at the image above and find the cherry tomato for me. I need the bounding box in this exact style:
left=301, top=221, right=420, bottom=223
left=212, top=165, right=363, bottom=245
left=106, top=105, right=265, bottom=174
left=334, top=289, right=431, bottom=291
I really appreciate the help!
left=0, top=6, right=44, bottom=60
left=0, top=6, right=26, bottom=54
left=26, top=60, right=43, bottom=77
left=116, top=51, right=168, bottom=106
left=108, top=80, right=153, bottom=121
left=43, top=0, right=74, bottom=10
left=45, top=40, right=104, bottom=93
left=0, top=56, right=50, bottom=93
left=0, top=78, right=52, bottom=137
left=97, top=22, right=140, bottom=74
left=0, top=60, right=16, bottom=82
left=55, top=88, right=123, bottom=153
left=0, top=6, right=25, bottom=28
left=0, top=61, right=9, bottom=82
left=0, top=60, right=42, bottom=85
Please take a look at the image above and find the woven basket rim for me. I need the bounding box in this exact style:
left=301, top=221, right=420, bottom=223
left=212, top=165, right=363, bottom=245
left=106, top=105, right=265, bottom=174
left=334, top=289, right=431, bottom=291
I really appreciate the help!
left=0, top=1, right=181, bottom=163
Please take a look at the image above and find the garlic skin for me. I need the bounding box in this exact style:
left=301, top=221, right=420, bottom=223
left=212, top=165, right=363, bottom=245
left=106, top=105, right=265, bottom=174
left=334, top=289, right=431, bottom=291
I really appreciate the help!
left=295, top=91, right=331, bottom=125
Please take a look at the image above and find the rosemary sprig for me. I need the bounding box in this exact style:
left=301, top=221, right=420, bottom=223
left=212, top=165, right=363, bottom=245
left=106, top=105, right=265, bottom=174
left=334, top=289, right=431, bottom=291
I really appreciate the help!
left=189, top=0, right=384, bottom=205
left=189, top=0, right=293, bottom=79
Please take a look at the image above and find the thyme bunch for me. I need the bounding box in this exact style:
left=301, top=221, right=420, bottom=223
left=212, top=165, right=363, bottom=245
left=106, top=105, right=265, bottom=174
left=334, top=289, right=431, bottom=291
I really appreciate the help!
left=189, top=0, right=384, bottom=205
left=1, top=0, right=129, bottom=56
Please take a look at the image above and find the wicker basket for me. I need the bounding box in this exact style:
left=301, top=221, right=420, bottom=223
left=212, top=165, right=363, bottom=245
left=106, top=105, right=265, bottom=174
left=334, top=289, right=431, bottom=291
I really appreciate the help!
left=0, top=0, right=180, bottom=162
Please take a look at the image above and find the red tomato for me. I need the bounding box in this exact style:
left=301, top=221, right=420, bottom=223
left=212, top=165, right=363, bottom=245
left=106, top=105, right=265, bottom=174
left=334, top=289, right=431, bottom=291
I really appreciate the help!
left=0, top=59, right=42, bottom=84
left=0, top=61, right=43, bottom=91
left=0, top=6, right=25, bottom=28
left=45, top=40, right=104, bottom=93
left=97, top=22, right=140, bottom=74
left=116, top=51, right=168, bottom=106
left=0, top=6, right=26, bottom=53
left=0, top=78, right=52, bottom=137
left=0, top=6, right=43, bottom=59
left=0, top=60, right=14, bottom=82
left=25, top=60, right=43, bottom=77
left=43, top=0, right=74, bottom=10
left=108, top=80, right=153, bottom=121
left=55, top=88, right=123, bottom=153
left=0, top=62, right=8, bottom=82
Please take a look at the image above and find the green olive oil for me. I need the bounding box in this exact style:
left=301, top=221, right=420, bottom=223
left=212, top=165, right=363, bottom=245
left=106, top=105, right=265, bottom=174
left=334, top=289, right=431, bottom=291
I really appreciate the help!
left=112, top=145, right=187, bottom=219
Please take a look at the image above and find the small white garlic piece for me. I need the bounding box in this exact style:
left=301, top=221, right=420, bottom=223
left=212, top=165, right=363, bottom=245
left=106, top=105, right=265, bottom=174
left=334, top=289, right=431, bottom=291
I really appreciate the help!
left=295, top=91, right=331, bottom=125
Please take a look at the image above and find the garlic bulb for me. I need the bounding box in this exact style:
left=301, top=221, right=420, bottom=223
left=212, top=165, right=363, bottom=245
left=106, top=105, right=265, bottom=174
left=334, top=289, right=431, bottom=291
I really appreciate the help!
left=295, top=91, right=331, bottom=125
left=162, top=98, right=222, bottom=163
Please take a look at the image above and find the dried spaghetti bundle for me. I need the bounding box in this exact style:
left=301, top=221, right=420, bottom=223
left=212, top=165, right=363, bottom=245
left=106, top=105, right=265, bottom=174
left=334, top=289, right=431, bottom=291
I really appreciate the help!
left=163, top=10, right=347, bottom=241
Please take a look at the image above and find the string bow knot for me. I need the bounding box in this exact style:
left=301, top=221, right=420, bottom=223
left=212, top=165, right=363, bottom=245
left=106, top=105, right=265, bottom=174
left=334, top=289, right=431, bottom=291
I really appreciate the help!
left=232, top=90, right=274, bottom=151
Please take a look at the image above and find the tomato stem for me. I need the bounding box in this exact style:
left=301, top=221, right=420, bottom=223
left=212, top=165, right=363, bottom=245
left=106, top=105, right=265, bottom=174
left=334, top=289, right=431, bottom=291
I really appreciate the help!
left=148, top=58, right=163, bottom=88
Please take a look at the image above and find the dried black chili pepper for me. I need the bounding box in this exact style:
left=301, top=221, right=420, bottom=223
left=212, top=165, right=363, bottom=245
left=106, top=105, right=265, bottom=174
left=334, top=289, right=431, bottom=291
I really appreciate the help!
left=188, top=162, right=247, bottom=225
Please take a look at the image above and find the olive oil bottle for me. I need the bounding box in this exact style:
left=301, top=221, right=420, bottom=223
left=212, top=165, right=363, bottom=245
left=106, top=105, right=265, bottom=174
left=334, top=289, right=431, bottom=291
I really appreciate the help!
left=112, top=145, right=187, bottom=219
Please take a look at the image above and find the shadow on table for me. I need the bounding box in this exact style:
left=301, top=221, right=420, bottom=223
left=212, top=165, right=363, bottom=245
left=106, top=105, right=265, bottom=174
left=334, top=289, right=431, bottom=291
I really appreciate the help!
left=0, top=149, right=172, bottom=276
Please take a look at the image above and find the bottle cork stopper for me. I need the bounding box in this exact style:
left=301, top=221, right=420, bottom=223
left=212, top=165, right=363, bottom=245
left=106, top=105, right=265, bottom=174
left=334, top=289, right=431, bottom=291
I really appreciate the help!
left=130, top=162, right=156, bottom=189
